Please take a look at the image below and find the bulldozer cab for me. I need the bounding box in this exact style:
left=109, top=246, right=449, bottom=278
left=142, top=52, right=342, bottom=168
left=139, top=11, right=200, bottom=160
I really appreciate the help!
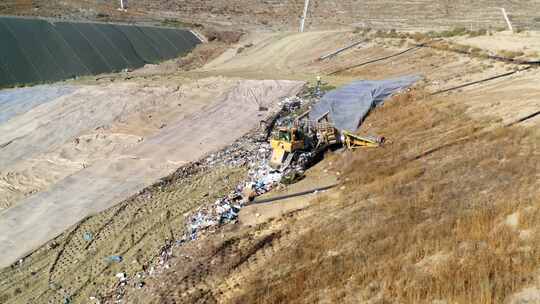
left=270, top=127, right=306, bottom=169
left=276, top=128, right=301, bottom=143
left=271, top=127, right=305, bottom=151
left=276, top=129, right=292, bottom=141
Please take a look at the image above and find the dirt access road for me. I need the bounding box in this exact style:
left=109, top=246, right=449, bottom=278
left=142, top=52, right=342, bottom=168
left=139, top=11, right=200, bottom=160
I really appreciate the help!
left=0, top=78, right=303, bottom=268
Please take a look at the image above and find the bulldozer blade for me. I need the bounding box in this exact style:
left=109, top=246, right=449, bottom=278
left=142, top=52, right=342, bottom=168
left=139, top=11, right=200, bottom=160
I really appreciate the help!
left=270, top=149, right=287, bottom=168
left=280, top=152, right=296, bottom=172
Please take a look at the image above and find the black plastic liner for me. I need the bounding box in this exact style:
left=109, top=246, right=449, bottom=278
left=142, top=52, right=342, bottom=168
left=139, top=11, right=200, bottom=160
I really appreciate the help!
left=0, top=17, right=201, bottom=88
left=0, top=20, right=41, bottom=84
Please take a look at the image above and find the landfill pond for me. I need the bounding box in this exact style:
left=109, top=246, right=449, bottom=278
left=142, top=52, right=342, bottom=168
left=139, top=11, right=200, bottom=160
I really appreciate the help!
left=0, top=16, right=201, bottom=88
left=0, top=78, right=304, bottom=267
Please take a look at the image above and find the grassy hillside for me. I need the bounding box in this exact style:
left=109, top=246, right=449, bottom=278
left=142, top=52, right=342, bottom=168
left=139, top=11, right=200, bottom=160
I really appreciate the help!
left=229, top=92, right=540, bottom=303
left=2, top=0, right=540, bottom=31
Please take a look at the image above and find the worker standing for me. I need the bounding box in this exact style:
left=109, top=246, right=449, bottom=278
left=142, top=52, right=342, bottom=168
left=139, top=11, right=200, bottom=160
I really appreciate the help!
left=315, top=75, right=322, bottom=97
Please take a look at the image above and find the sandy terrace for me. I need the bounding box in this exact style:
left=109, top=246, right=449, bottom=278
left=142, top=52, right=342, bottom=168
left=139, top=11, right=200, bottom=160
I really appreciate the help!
left=0, top=77, right=304, bottom=267
left=0, top=77, right=231, bottom=209
left=451, top=31, right=540, bottom=60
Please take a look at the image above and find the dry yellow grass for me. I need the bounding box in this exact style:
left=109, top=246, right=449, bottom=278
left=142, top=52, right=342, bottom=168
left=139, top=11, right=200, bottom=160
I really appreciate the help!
left=228, top=91, right=540, bottom=304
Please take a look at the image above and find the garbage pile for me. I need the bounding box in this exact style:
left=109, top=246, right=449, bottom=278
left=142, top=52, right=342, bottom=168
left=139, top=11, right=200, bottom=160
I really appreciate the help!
left=146, top=95, right=315, bottom=264
left=108, top=92, right=324, bottom=302
left=179, top=95, right=313, bottom=242
left=100, top=270, right=146, bottom=304
left=278, top=96, right=303, bottom=112
left=182, top=141, right=280, bottom=242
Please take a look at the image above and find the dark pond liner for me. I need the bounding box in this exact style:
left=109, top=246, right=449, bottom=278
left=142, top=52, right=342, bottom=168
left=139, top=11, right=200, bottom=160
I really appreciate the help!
left=0, top=17, right=201, bottom=88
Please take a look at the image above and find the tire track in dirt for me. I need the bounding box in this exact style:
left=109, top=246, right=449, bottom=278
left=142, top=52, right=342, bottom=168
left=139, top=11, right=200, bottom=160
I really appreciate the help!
left=0, top=167, right=248, bottom=303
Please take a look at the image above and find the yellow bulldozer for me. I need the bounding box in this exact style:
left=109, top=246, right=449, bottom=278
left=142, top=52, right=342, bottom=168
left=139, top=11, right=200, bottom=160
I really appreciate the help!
left=269, top=115, right=384, bottom=169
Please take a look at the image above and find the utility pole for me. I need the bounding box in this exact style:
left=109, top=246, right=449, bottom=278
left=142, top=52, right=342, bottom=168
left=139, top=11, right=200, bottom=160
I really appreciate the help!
left=299, top=0, right=310, bottom=32
left=499, top=8, right=514, bottom=32
left=119, top=0, right=127, bottom=11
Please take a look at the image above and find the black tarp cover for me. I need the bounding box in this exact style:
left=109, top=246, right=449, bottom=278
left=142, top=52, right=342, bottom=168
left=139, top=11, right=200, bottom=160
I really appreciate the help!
left=0, top=17, right=201, bottom=88
left=310, top=76, right=421, bottom=131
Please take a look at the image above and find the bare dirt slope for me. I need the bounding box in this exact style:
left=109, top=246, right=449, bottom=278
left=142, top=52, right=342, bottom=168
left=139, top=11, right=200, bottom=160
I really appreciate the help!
left=203, top=30, right=540, bottom=126
left=0, top=77, right=235, bottom=209
left=0, top=80, right=219, bottom=209
left=451, top=30, right=540, bottom=60
left=0, top=78, right=304, bottom=268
